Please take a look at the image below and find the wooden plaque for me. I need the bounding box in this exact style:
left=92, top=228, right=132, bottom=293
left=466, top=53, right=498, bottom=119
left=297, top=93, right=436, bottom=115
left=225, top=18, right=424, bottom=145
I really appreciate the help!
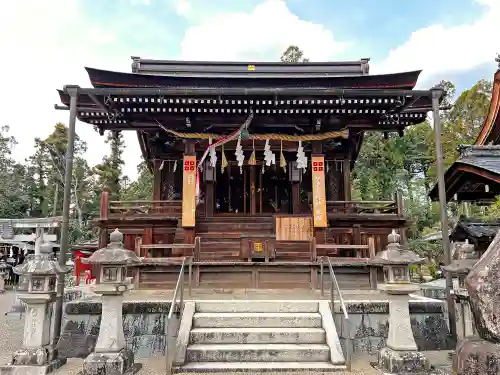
left=276, top=216, right=313, bottom=241
left=182, top=155, right=196, bottom=227
left=311, top=156, right=327, bottom=227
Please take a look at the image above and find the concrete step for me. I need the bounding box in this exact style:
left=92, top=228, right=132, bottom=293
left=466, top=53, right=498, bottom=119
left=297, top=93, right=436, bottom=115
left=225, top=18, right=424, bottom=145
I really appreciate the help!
left=186, top=343, right=330, bottom=362
left=176, top=361, right=346, bottom=373
left=190, top=327, right=326, bottom=344
left=196, top=300, right=319, bottom=313
left=192, top=312, right=322, bottom=328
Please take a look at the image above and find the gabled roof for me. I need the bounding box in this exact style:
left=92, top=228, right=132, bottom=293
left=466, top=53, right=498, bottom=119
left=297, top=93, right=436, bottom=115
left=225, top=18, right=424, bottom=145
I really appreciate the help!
left=451, top=218, right=500, bottom=242
left=429, top=145, right=500, bottom=202
left=475, top=69, right=500, bottom=145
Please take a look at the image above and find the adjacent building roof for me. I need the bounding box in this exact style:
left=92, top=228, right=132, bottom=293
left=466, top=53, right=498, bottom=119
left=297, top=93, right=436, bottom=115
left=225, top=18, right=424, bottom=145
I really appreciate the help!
left=429, top=145, right=500, bottom=202
left=475, top=69, right=500, bottom=146
left=450, top=218, right=500, bottom=243
left=430, top=64, right=500, bottom=203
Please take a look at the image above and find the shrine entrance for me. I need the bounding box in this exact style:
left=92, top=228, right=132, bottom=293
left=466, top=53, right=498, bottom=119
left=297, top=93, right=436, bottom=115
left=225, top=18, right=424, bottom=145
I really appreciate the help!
left=214, top=162, right=291, bottom=215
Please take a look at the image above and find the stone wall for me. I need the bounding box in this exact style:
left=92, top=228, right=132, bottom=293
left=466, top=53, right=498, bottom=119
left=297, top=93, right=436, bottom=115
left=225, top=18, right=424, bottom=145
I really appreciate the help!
left=332, top=298, right=455, bottom=360
left=58, top=297, right=454, bottom=360
left=58, top=301, right=180, bottom=359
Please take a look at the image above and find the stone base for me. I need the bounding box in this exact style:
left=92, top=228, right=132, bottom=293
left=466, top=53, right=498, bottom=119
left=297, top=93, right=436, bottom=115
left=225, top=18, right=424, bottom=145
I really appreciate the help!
left=377, top=347, right=431, bottom=374
left=83, top=349, right=135, bottom=375
left=11, top=347, right=59, bottom=366
left=453, top=337, right=500, bottom=375
left=0, top=357, right=67, bottom=375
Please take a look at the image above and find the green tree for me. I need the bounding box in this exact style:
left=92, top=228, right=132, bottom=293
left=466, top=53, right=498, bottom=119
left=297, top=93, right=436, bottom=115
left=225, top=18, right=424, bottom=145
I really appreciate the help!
left=280, top=45, right=309, bottom=63
left=94, top=131, right=125, bottom=200
left=121, top=161, right=153, bottom=200
left=0, top=126, right=31, bottom=218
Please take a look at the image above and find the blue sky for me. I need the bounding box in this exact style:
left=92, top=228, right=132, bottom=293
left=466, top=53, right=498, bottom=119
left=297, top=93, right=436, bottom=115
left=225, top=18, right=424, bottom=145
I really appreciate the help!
left=0, top=0, right=499, bottom=178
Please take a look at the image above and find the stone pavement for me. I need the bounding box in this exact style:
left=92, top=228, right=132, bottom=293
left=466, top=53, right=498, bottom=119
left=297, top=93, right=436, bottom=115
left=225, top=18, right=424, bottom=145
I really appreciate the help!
left=0, top=290, right=453, bottom=375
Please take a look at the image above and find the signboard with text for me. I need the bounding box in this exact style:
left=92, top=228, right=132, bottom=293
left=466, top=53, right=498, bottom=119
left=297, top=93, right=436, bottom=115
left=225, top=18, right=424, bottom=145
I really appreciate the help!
left=182, top=155, right=196, bottom=227
left=311, top=156, right=327, bottom=227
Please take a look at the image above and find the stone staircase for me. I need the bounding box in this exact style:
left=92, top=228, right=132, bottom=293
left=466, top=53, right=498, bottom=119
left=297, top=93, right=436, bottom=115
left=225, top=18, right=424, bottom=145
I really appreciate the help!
left=175, top=300, right=346, bottom=373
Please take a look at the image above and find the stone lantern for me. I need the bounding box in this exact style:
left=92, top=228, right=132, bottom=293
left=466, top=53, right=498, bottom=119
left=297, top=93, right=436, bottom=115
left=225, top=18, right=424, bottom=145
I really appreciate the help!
left=82, top=229, right=140, bottom=375
left=0, top=258, right=10, bottom=294
left=442, top=241, right=479, bottom=344
left=442, top=241, right=478, bottom=289
left=0, top=240, right=68, bottom=374
left=371, top=230, right=430, bottom=374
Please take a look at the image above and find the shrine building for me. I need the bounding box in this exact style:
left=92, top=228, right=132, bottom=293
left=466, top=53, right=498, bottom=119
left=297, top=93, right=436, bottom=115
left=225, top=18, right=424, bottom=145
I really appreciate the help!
left=59, top=57, right=439, bottom=289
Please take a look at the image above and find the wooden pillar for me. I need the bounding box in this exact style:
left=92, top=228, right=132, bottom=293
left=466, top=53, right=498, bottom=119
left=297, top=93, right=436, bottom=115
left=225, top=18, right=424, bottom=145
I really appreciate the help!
left=342, top=158, right=351, bottom=201
left=395, top=191, right=408, bottom=244
left=292, top=183, right=300, bottom=214
left=289, top=161, right=302, bottom=214
left=166, top=161, right=175, bottom=200
left=203, top=161, right=216, bottom=217
left=183, top=141, right=196, bottom=246
left=205, top=182, right=214, bottom=217
left=152, top=159, right=162, bottom=200
left=250, top=166, right=256, bottom=215
left=98, top=189, right=110, bottom=249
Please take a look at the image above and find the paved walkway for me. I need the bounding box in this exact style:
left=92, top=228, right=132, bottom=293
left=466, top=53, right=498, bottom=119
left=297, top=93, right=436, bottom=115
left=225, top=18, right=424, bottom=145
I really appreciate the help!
left=0, top=290, right=452, bottom=375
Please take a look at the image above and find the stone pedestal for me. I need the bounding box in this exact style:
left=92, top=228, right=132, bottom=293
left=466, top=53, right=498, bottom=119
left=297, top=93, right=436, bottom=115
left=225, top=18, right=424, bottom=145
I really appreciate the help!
left=82, top=229, right=140, bottom=375
left=0, top=271, right=5, bottom=294
left=372, top=231, right=431, bottom=375
left=0, top=295, right=67, bottom=375
left=377, top=284, right=431, bottom=374
left=82, top=289, right=135, bottom=375
left=0, top=240, right=68, bottom=375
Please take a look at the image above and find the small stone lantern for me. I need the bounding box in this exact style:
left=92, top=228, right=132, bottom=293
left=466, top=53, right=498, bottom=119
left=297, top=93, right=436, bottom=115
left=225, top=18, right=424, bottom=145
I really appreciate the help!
left=0, top=258, right=10, bottom=293
left=442, top=241, right=478, bottom=289
left=82, top=229, right=140, bottom=375
left=442, top=241, right=479, bottom=338
left=0, top=240, right=69, bottom=373
left=371, top=230, right=430, bottom=374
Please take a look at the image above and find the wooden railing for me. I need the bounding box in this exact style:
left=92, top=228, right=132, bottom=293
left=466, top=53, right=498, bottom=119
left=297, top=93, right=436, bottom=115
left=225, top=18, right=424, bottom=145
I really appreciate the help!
left=109, top=200, right=182, bottom=216
left=326, top=192, right=403, bottom=216
left=99, top=190, right=182, bottom=219
left=313, top=237, right=375, bottom=259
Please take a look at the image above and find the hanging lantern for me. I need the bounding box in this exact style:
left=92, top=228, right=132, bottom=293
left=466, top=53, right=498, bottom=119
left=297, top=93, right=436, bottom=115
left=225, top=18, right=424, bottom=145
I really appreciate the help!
left=240, top=128, right=250, bottom=141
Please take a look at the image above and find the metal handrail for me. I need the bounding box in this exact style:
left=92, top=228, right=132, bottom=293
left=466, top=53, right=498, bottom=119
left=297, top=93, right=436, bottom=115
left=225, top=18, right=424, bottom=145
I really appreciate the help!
left=165, top=256, right=192, bottom=374
left=320, top=256, right=352, bottom=371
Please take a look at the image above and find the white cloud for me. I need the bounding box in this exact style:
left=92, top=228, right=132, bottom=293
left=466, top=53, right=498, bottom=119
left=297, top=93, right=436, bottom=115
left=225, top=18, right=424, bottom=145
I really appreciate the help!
left=173, top=0, right=192, bottom=17
left=375, top=0, right=500, bottom=86
left=180, top=0, right=347, bottom=61
left=0, top=0, right=142, bottom=179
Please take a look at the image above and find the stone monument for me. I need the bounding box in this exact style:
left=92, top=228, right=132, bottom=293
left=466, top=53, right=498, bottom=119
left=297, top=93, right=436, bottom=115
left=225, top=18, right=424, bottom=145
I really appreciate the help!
left=372, top=230, right=430, bottom=374
left=0, top=240, right=68, bottom=375
left=453, top=230, right=500, bottom=374
left=82, top=229, right=140, bottom=375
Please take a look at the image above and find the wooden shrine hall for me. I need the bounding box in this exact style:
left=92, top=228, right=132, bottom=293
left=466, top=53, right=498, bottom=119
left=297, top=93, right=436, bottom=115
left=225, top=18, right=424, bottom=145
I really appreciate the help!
left=59, top=57, right=439, bottom=289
